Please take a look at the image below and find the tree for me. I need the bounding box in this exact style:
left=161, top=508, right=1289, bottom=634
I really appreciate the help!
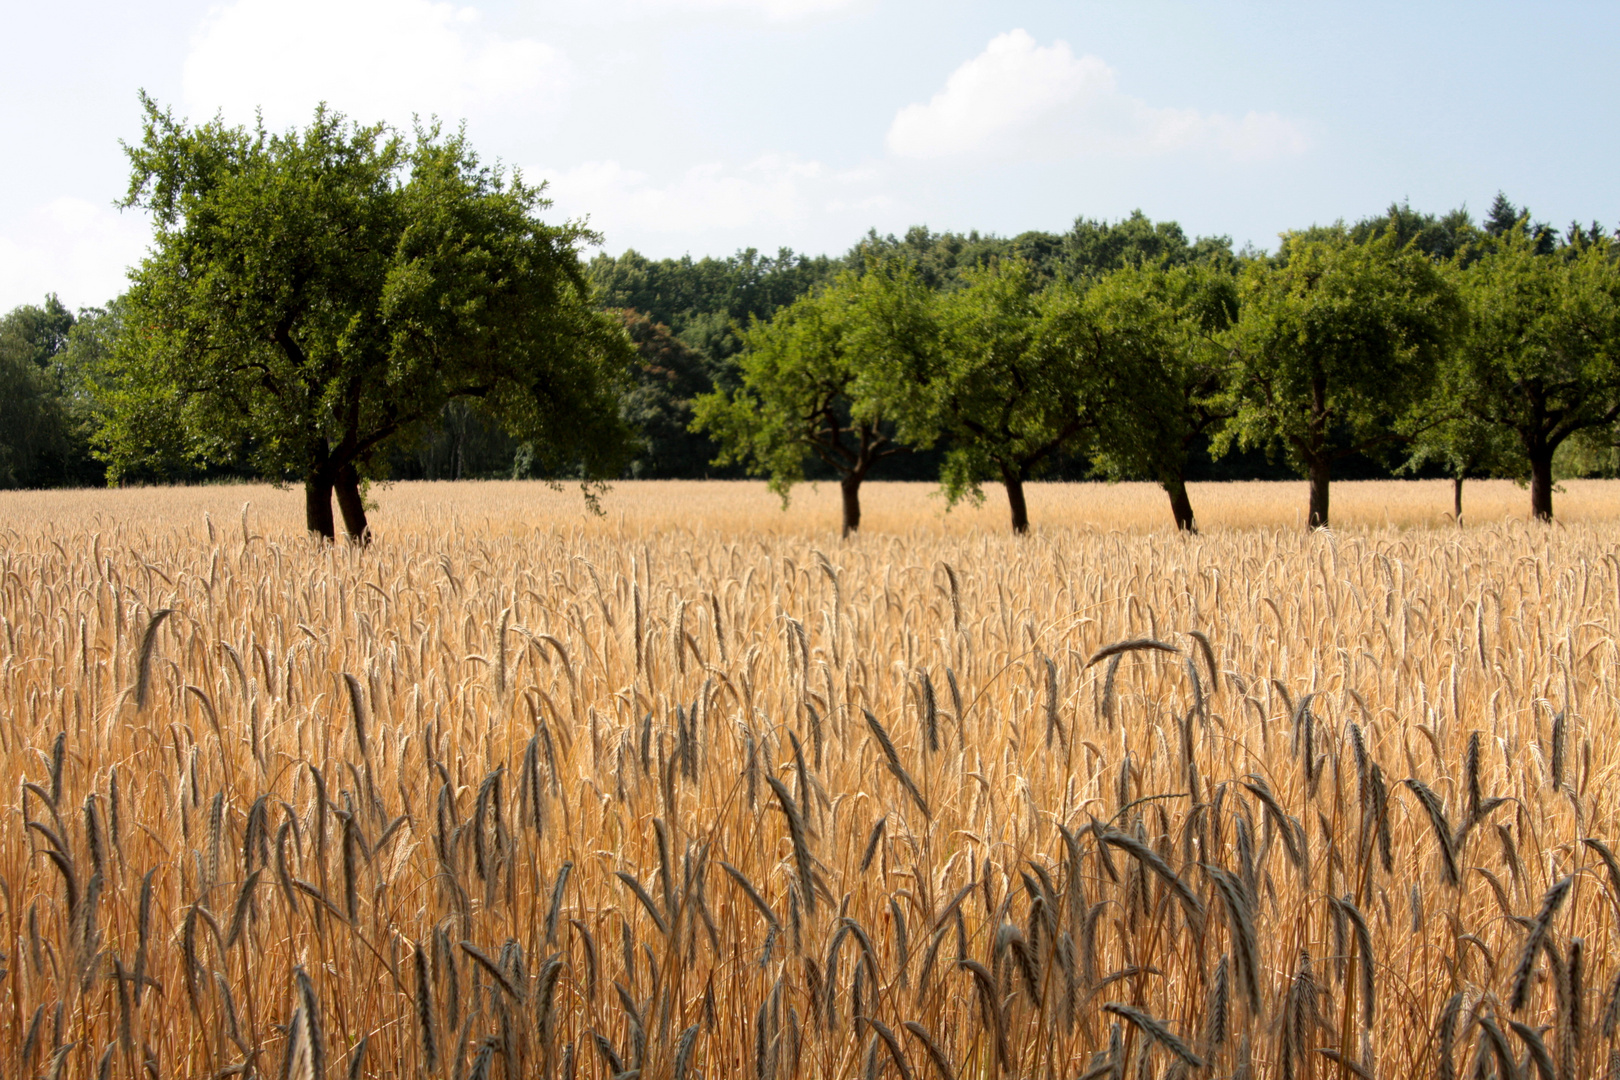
left=1403, top=412, right=1518, bottom=522
left=1442, top=230, right=1620, bottom=520
left=929, top=260, right=1136, bottom=533
left=588, top=246, right=837, bottom=363
left=101, top=95, right=634, bottom=540
left=1349, top=201, right=1481, bottom=263
left=0, top=295, right=97, bottom=488
left=846, top=212, right=1235, bottom=293
left=0, top=339, right=61, bottom=489
left=617, top=310, right=732, bottom=479
left=691, top=260, right=933, bottom=536
left=1215, top=229, right=1461, bottom=528
left=1061, top=210, right=1235, bottom=280
left=1483, top=193, right=1557, bottom=253
left=1085, top=264, right=1237, bottom=532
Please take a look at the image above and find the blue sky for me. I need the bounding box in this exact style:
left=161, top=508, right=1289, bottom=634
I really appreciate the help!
left=4, top=1, right=1616, bottom=311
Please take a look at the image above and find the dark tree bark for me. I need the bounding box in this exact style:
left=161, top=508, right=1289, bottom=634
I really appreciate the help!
left=1001, top=463, right=1030, bottom=535
left=305, top=468, right=335, bottom=540
left=840, top=474, right=862, bottom=538
left=810, top=414, right=897, bottom=540
left=1453, top=475, right=1464, bottom=523
left=1163, top=474, right=1198, bottom=533
left=334, top=462, right=371, bottom=543
left=1305, top=374, right=1332, bottom=530
left=1528, top=447, right=1555, bottom=522
left=1307, top=454, right=1331, bottom=530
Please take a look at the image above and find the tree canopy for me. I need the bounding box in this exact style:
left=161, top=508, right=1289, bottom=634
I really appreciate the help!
left=691, top=260, right=934, bottom=535
left=1216, top=228, right=1463, bottom=528
left=927, top=261, right=1156, bottom=532
left=1439, top=230, right=1620, bottom=519
left=1084, top=264, right=1237, bottom=531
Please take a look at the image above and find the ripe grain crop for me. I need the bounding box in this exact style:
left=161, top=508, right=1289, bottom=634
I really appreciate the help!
left=4, top=479, right=1620, bottom=1079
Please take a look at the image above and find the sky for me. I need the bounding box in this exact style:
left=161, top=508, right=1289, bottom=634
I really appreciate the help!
left=3, top=1, right=1618, bottom=312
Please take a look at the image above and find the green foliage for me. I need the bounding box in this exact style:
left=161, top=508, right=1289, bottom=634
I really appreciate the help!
left=101, top=94, right=635, bottom=535
left=1405, top=412, right=1521, bottom=483
left=691, top=260, right=932, bottom=506
left=589, top=247, right=839, bottom=364
left=0, top=295, right=108, bottom=488
left=927, top=261, right=1148, bottom=522
left=1060, top=211, right=1236, bottom=279
left=849, top=212, right=1235, bottom=291
left=1437, top=230, right=1620, bottom=515
left=617, top=310, right=738, bottom=479
left=1215, top=228, right=1463, bottom=524
left=0, top=336, right=63, bottom=489
left=1084, top=264, right=1237, bottom=488
left=847, top=226, right=1031, bottom=290
left=1348, top=201, right=1482, bottom=263
left=0, top=294, right=74, bottom=373
left=1483, top=192, right=1557, bottom=253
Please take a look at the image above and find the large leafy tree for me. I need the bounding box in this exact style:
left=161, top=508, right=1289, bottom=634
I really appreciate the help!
left=1442, top=230, right=1620, bottom=520
left=1085, top=264, right=1237, bottom=532
left=1215, top=229, right=1461, bottom=528
left=929, top=260, right=1147, bottom=533
left=691, top=260, right=933, bottom=536
left=102, top=95, right=634, bottom=540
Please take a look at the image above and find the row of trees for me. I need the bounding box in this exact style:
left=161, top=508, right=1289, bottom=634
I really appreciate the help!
left=699, top=215, right=1620, bottom=533
left=5, top=100, right=1618, bottom=537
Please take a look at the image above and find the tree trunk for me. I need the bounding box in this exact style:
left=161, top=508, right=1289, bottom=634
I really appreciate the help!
left=1529, top=449, right=1554, bottom=521
left=305, top=470, right=335, bottom=541
left=334, top=462, right=371, bottom=544
left=1453, top=475, right=1464, bottom=523
left=1305, top=375, right=1331, bottom=530
left=1307, top=455, right=1331, bottom=530
left=1001, top=464, right=1030, bottom=535
left=840, top=475, right=862, bottom=538
left=1163, top=474, right=1198, bottom=534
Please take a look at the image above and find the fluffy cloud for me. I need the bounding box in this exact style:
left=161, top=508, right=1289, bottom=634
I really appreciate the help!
left=617, top=0, right=861, bottom=20
left=539, top=155, right=889, bottom=246
left=183, top=0, right=568, bottom=130
left=888, top=30, right=1308, bottom=162
left=0, top=199, right=149, bottom=312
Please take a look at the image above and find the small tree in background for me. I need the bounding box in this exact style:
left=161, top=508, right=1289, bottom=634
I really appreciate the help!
left=1404, top=412, right=1518, bottom=522
left=100, top=95, right=635, bottom=541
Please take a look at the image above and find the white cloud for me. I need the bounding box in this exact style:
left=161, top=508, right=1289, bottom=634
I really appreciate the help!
left=0, top=198, right=150, bottom=312
left=614, top=0, right=860, bottom=21
left=539, top=155, right=888, bottom=243
left=888, top=29, right=1308, bottom=163
left=183, top=0, right=569, bottom=131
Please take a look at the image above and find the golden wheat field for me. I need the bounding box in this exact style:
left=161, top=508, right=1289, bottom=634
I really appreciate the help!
left=5, top=478, right=1620, bottom=1080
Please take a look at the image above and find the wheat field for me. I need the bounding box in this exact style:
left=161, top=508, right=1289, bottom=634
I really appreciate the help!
left=4, top=479, right=1620, bottom=1080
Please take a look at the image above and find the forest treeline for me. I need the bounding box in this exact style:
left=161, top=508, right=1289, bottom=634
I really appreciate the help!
left=7, top=153, right=1619, bottom=531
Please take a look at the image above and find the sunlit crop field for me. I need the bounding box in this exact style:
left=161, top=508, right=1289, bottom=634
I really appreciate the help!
left=4, top=479, right=1620, bottom=1079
